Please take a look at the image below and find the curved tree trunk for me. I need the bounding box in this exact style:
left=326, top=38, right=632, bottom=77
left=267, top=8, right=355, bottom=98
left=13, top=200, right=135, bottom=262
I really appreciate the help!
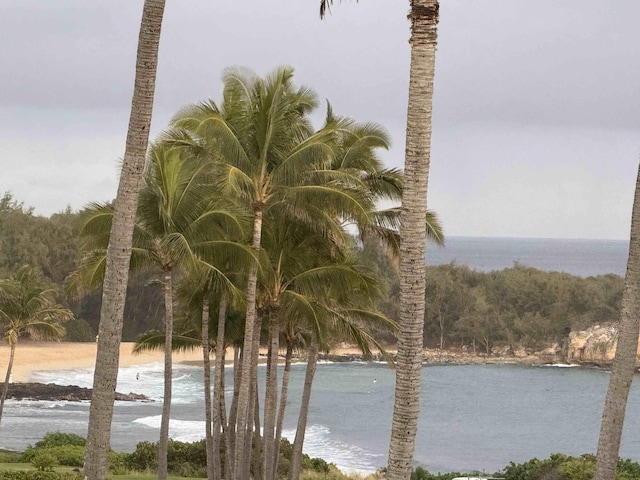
left=158, top=269, right=174, bottom=480
left=387, top=2, right=439, bottom=480
left=213, top=298, right=228, bottom=480
left=272, top=342, right=293, bottom=480
left=235, top=208, right=264, bottom=480
left=289, top=339, right=319, bottom=480
left=202, top=297, right=215, bottom=480
left=594, top=163, right=640, bottom=480
left=83, top=2, right=165, bottom=479
left=0, top=340, right=17, bottom=427
left=262, top=315, right=280, bottom=480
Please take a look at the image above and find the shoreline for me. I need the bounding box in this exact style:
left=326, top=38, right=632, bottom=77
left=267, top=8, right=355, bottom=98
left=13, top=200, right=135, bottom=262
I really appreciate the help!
left=0, top=341, right=591, bottom=384
left=0, top=341, right=204, bottom=383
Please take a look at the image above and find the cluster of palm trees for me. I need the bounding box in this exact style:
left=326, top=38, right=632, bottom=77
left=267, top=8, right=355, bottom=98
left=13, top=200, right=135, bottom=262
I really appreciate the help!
left=79, top=1, right=640, bottom=480
left=75, top=66, right=442, bottom=480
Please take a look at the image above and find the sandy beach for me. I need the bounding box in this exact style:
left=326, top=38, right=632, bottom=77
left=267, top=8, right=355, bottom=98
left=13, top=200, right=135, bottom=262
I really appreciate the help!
left=0, top=342, right=379, bottom=384
left=0, top=341, right=555, bottom=384
left=0, top=341, right=204, bottom=383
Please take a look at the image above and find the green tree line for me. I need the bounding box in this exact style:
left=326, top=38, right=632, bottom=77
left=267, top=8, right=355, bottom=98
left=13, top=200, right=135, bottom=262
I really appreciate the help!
left=0, top=192, right=625, bottom=354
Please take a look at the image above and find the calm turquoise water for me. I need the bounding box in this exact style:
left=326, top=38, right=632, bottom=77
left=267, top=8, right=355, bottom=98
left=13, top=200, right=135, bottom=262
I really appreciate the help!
left=428, top=236, right=628, bottom=277
left=3, top=362, right=640, bottom=475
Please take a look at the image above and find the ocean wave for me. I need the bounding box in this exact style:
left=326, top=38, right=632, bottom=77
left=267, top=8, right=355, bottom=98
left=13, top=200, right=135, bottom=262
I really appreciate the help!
left=282, top=424, right=382, bottom=474
left=132, top=415, right=206, bottom=443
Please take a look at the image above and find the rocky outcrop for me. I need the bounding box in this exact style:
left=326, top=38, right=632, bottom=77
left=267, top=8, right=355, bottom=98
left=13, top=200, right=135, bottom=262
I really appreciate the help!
left=567, top=324, right=619, bottom=365
left=5, top=382, right=151, bottom=402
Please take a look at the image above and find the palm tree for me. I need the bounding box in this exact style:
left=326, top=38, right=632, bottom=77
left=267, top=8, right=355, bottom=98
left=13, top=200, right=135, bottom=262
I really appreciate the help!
left=594, top=164, right=640, bottom=480
left=0, top=266, right=72, bottom=426
left=84, top=2, right=166, bottom=478
left=320, top=2, right=441, bottom=478
left=285, top=260, right=396, bottom=480
left=171, top=66, right=372, bottom=480
left=388, top=1, right=440, bottom=476
left=77, top=142, right=248, bottom=480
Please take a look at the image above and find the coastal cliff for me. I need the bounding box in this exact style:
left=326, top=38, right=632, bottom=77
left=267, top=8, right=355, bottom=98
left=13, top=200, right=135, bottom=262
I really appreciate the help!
left=567, top=324, right=619, bottom=365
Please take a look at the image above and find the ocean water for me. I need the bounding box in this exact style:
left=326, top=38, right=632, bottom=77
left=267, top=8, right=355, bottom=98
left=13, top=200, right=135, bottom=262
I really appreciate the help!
left=428, top=236, right=628, bottom=277
left=0, top=236, right=634, bottom=473
left=4, top=361, right=640, bottom=475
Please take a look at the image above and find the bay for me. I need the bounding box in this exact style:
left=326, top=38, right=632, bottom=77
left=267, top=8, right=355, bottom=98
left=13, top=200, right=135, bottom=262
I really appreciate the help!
left=1, top=236, right=634, bottom=474
left=3, top=362, right=640, bottom=475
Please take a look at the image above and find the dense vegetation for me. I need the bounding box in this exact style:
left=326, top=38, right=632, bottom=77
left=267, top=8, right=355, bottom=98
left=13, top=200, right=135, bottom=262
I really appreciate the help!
left=0, top=433, right=343, bottom=480
left=3, top=433, right=640, bottom=480
left=0, top=191, right=624, bottom=351
left=359, top=239, right=623, bottom=355
left=0, top=192, right=164, bottom=342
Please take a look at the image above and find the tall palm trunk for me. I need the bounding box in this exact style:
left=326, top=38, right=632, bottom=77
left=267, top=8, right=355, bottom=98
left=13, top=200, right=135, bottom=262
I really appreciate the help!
left=241, top=314, right=263, bottom=480
left=83, top=3, right=165, bottom=479
left=272, top=342, right=294, bottom=480
left=158, top=269, right=174, bottom=480
left=202, top=297, right=215, bottom=480
left=594, top=163, right=640, bottom=480
left=235, top=208, right=264, bottom=480
left=0, top=340, right=17, bottom=426
left=289, top=339, right=319, bottom=480
left=213, top=298, right=228, bottom=480
left=262, top=315, right=280, bottom=480
left=227, top=346, right=242, bottom=480
left=387, top=2, right=439, bottom=480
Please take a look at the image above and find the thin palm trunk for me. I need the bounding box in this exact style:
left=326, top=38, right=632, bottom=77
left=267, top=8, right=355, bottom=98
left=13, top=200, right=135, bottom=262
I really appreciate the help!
left=83, top=3, right=165, bottom=479
left=253, top=385, right=262, bottom=480
left=235, top=209, right=264, bottom=480
left=227, top=346, right=242, bottom=480
left=213, top=298, right=228, bottom=480
left=158, top=269, right=174, bottom=480
left=594, top=163, right=640, bottom=480
left=0, top=341, right=17, bottom=426
left=202, top=297, right=215, bottom=480
left=242, top=313, right=263, bottom=480
left=387, top=2, right=439, bottom=479
left=289, top=339, right=319, bottom=480
left=272, top=342, right=293, bottom=480
left=262, top=316, right=280, bottom=480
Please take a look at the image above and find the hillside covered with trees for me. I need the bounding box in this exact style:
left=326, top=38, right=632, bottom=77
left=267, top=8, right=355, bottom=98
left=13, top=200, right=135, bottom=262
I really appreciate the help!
left=0, top=190, right=624, bottom=351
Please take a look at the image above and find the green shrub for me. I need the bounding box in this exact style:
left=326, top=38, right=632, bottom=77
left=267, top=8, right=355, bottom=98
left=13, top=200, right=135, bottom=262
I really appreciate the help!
left=34, top=433, right=85, bottom=449
left=43, top=446, right=84, bottom=467
left=617, top=458, right=640, bottom=480
left=0, top=451, right=19, bottom=463
left=559, top=458, right=594, bottom=480
left=125, top=441, right=157, bottom=472
left=302, top=455, right=332, bottom=474
left=18, top=447, right=37, bottom=464
left=0, top=472, right=81, bottom=480
left=108, top=451, right=130, bottom=475
left=31, top=452, right=58, bottom=472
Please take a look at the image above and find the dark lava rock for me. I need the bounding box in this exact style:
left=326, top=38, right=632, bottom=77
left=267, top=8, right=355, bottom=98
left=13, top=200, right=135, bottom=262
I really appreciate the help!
left=5, top=383, right=152, bottom=402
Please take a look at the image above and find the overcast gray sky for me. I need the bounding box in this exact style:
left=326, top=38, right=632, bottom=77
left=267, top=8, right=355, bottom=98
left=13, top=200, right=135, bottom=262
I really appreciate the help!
left=1, top=0, right=638, bottom=239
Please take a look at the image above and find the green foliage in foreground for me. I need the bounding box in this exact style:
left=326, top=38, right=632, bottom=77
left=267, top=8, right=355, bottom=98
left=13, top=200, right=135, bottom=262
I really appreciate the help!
left=0, top=471, right=81, bottom=480
left=10, top=433, right=337, bottom=478
left=9, top=433, right=640, bottom=480
left=495, top=453, right=640, bottom=480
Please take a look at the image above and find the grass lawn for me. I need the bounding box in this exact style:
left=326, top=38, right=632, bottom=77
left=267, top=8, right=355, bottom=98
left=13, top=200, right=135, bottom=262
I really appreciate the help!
left=0, top=464, right=204, bottom=480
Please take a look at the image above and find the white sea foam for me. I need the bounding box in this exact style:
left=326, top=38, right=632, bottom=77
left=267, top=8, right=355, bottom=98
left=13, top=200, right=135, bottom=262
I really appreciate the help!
left=133, top=415, right=206, bottom=443
left=282, top=424, right=381, bottom=475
